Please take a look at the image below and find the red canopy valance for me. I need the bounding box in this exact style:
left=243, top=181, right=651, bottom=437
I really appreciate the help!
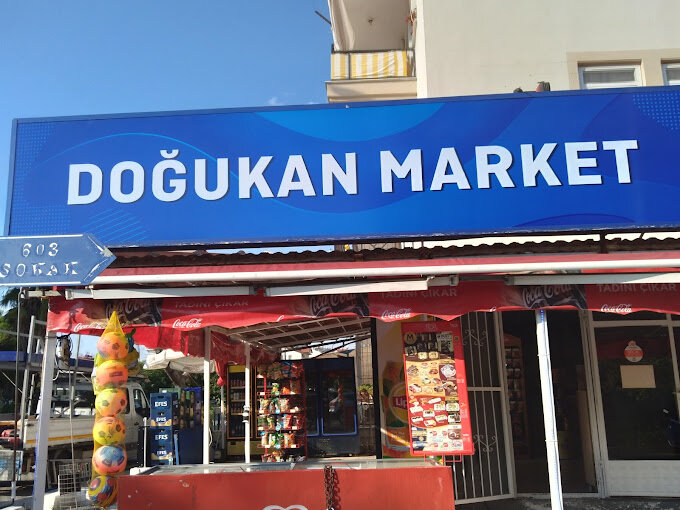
left=47, top=281, right=680, bottom=363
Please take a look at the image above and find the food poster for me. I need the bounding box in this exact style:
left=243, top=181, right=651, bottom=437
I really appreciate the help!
left=402, top=320, right=474, bottom=456
left=376, top=319, right=420, bottom=458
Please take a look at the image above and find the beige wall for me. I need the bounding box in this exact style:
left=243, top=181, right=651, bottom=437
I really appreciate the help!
left=415, top=0, right=680, bottom=97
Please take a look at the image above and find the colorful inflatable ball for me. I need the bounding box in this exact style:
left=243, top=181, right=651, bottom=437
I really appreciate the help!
left=87, top=475, right=118, bottom=507
left=96, top=360, right=128, bottom=389
left=93, top=416, right=126, bottom=446
left=92, top=445, right=127, bottom=476
left=97, top=332, right=129, bottom=361
left=95, top=388, right=128, bottom=417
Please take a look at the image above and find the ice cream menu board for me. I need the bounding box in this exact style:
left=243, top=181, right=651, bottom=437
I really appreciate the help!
left=402, top=320, right=474, bottom=456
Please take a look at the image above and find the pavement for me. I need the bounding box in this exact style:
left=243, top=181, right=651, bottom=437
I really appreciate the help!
left=464, top=497, right=680, bottom=510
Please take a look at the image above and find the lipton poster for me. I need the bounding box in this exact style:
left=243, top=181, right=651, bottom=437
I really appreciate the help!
left=376, top=319, right=417, bottom=458
left=402, top=320, right=474, bottom=456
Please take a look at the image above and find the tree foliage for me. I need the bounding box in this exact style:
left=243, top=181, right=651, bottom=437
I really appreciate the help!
left=0, top=288, right=48, bottom=351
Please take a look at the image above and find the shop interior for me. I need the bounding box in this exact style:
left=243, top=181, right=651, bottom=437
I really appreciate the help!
left=502, top=310, right=597, bottom=494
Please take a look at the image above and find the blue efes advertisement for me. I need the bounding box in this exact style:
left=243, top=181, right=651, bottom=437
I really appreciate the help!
left=8, top=87, right=680, bottom=248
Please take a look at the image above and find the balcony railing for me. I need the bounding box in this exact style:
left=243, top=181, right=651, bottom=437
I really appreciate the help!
left=330, top=49, right=414, bottom=80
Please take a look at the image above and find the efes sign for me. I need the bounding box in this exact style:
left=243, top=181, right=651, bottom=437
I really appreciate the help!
left=8, top=86, right=680, bottom=248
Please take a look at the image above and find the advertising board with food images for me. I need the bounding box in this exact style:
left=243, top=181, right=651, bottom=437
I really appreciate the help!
left=402, top=320, right=474, bottom=456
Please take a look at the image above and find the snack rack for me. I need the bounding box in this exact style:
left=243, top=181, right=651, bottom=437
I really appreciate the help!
left=504, top=334, right=530, bottom=457
left=256, top=361, right=308, bottom=462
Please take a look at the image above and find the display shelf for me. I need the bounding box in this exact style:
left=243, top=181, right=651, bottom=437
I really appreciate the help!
left=257, top=444, right=304, bottom=449
left=256, top=361, right=308, bottom=463
left=257, top=410, right=303, bottom=415
left=257, top=391, right=302, bottom=397
left=257, top=426, right=303, bottom=432
left=504, top=334, right=530, bottom=458
left=256, top=375, right=302, bottom=380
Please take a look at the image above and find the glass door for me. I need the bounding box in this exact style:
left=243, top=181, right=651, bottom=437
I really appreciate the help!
left=588, top=312, right=680, bottom=496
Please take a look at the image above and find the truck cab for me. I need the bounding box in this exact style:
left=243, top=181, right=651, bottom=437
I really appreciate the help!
left=3, top=380, right=150, bottom=484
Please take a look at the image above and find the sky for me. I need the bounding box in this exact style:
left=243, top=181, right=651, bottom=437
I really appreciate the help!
left=0, top=1, right=334, bottom=354
left=0, top=1, right=333, bottom=230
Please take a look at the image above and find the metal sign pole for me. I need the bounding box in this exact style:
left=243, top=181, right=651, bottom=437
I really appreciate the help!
left=535, top=309, right=564, bottom=510
left=244, top=343, right=251, bottom=464
left=32, top=332, right=57, bottom=510
left=203, top=328, right=211, bottom=464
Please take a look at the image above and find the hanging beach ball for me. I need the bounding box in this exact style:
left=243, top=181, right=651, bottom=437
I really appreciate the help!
left=87, top=475, right=118, bottom=507
left=93, top=416, right=126, bottom=446
left=96, top=360, right=128, bottom=389
left=92, top=445, right=127, bottom=476
left=97, top=332, right=129, bottom=361
left=95, top=388, right=128, bottom=417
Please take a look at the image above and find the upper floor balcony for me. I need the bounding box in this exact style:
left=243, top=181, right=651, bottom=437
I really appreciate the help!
left=325, top=0, right=416, bottom=103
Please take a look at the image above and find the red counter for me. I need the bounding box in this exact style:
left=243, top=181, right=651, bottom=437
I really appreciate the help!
left=119, top=459, right=455, bottom=510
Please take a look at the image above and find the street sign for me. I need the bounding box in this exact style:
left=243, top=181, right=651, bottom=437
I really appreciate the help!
left=0, top=234, right=115, bottom=287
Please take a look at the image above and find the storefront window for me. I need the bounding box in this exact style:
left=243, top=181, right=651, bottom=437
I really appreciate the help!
left=321, top=369, right=357, bottom=435
left=595, top=326, right=680, bottom=460
left=305, top=367, right=318, bottom=435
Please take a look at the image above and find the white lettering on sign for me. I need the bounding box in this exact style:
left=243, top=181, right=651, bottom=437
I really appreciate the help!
left=0, top=240, right=83, bottom=283
left=597, top=283, right=677, bottom=293
left=66, top=142, right=639, bottom=204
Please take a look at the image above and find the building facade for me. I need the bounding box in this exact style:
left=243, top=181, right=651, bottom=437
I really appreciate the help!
left=326, top=0, right=680, bottom=502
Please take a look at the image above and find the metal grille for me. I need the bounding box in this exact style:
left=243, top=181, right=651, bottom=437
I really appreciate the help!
left=57, top=460, right=94, bottom=510
left=452, top=312, right=513, bottom=504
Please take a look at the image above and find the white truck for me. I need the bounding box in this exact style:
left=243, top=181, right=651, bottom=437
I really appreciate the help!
left=0, top=380, right=150, bottom=484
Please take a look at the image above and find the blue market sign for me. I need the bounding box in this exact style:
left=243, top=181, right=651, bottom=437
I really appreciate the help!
left=0, top=234, right=115, bottom=286
left=8, top=87, right=680, bottom=248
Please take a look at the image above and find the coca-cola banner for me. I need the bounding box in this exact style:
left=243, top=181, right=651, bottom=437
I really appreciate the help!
left=371, top=281, right=680, bottom=320
left=371, top=281, right=522, bottom=321
left=48, top=282, right=680, bottom=362
left=159, top=294, right=313, bottom=331
left=585, top=283, right=680, bottom=315
left=47, top=293, right=369, bottom=363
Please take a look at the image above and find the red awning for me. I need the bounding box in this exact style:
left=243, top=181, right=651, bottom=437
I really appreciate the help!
left=48, top=280, right=680, bottom=363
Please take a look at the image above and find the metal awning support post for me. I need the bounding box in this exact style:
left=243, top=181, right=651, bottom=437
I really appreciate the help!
left=203, top=328, right=211, bottom=464
left=220, top=385, right=226, bottom=451
left=32, top=332, right=57, bottom=510
left=244, top=343, right=251, bottom=463
left=535, top=309, right=564, bottom=510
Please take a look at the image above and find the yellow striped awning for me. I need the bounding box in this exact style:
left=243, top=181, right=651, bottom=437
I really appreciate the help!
left=331, top=50, right=411, bottom=80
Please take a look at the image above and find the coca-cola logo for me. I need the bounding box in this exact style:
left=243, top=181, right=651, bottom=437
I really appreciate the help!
left=600, top=304, right=633, bottom=314
left=521, top=285, right=587, bottom=309
left=309, top=293, right=368, bottom=317
left=381, top=308, right=412, bottom=320
left=74, top=321, right=106, bottom=332
left=172, top=318, right=203, bottom=329
left=105, top=299, right=162, bottom=326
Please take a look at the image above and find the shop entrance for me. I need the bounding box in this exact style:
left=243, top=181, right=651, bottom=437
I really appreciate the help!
left=586, top=311, right=680, bottom=496
left=502, top=310, right=598, bottom=494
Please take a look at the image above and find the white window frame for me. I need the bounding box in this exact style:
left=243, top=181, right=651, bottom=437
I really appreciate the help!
left=662, top=62, right=680, bottom=86
left=578, top=64, right=642, bottom=90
